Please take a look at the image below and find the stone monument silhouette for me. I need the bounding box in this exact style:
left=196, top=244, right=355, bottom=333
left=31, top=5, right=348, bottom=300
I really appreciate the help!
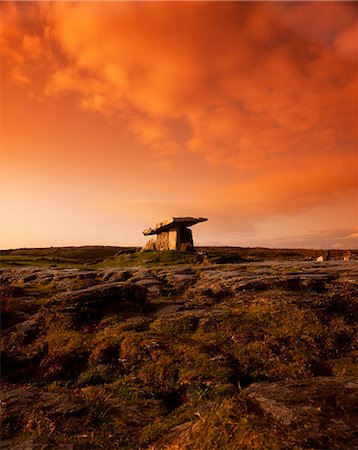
left=142, top=217, right=207, bottom=251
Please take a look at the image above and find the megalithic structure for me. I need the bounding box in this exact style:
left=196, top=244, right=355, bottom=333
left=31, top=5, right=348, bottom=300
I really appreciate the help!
left=142, top=217, right=208, bottom=251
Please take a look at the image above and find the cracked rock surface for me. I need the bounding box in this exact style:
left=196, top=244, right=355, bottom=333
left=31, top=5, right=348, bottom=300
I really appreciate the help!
left=1, top=259, right=357, bottom=449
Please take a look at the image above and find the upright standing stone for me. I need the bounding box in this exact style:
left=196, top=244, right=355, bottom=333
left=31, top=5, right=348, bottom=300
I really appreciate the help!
left=142, top=217, right=207, bottom=251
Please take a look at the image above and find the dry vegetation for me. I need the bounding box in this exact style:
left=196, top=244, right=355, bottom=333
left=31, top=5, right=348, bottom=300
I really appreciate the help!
left=1, top=247, right=357, bottom=449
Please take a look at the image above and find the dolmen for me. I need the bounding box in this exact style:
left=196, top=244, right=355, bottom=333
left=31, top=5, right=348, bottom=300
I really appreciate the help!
left=142, top=217, right=207, bottom=251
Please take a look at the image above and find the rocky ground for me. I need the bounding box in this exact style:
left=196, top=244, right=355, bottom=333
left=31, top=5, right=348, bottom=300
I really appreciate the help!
left=1, top=259, right=357, bottom=449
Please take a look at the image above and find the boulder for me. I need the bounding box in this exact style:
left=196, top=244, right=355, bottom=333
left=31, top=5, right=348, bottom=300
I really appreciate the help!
left=142, top=237, right=156, bottom=251
left=0, top=386, right=87, bottom=418
left=241, top=377, right=358, bottom=449
left=0, top=386, right=85, bottom=450
left=50, top=282, right=147, bottom=326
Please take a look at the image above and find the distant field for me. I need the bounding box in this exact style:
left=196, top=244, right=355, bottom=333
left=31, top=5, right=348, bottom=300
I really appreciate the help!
left=0, top=246, right=130, bottom=267
left=199, top=246, right=356, bottom=262
left=0, top=245, right=355, bottom=268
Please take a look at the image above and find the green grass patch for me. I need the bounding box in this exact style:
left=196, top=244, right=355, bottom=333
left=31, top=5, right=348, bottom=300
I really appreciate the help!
left=0, top=246, right=131, bottom=268
left=97, top=250, right=200, bottom=268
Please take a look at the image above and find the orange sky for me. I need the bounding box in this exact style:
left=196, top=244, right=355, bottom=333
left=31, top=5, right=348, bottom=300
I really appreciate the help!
left=1, top=1, right=357, bottom=249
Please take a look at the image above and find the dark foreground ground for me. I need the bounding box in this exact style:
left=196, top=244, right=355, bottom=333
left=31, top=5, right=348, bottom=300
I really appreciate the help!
left=1, top=247, right=357, bottom=449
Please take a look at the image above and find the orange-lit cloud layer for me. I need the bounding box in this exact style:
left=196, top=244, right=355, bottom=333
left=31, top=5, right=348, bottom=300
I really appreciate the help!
left=1, top=1, right=357, bottom=249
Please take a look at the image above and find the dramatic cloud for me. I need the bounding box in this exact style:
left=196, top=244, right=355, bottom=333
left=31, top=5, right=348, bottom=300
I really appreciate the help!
left=1, top=2, right=356, bottom=248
